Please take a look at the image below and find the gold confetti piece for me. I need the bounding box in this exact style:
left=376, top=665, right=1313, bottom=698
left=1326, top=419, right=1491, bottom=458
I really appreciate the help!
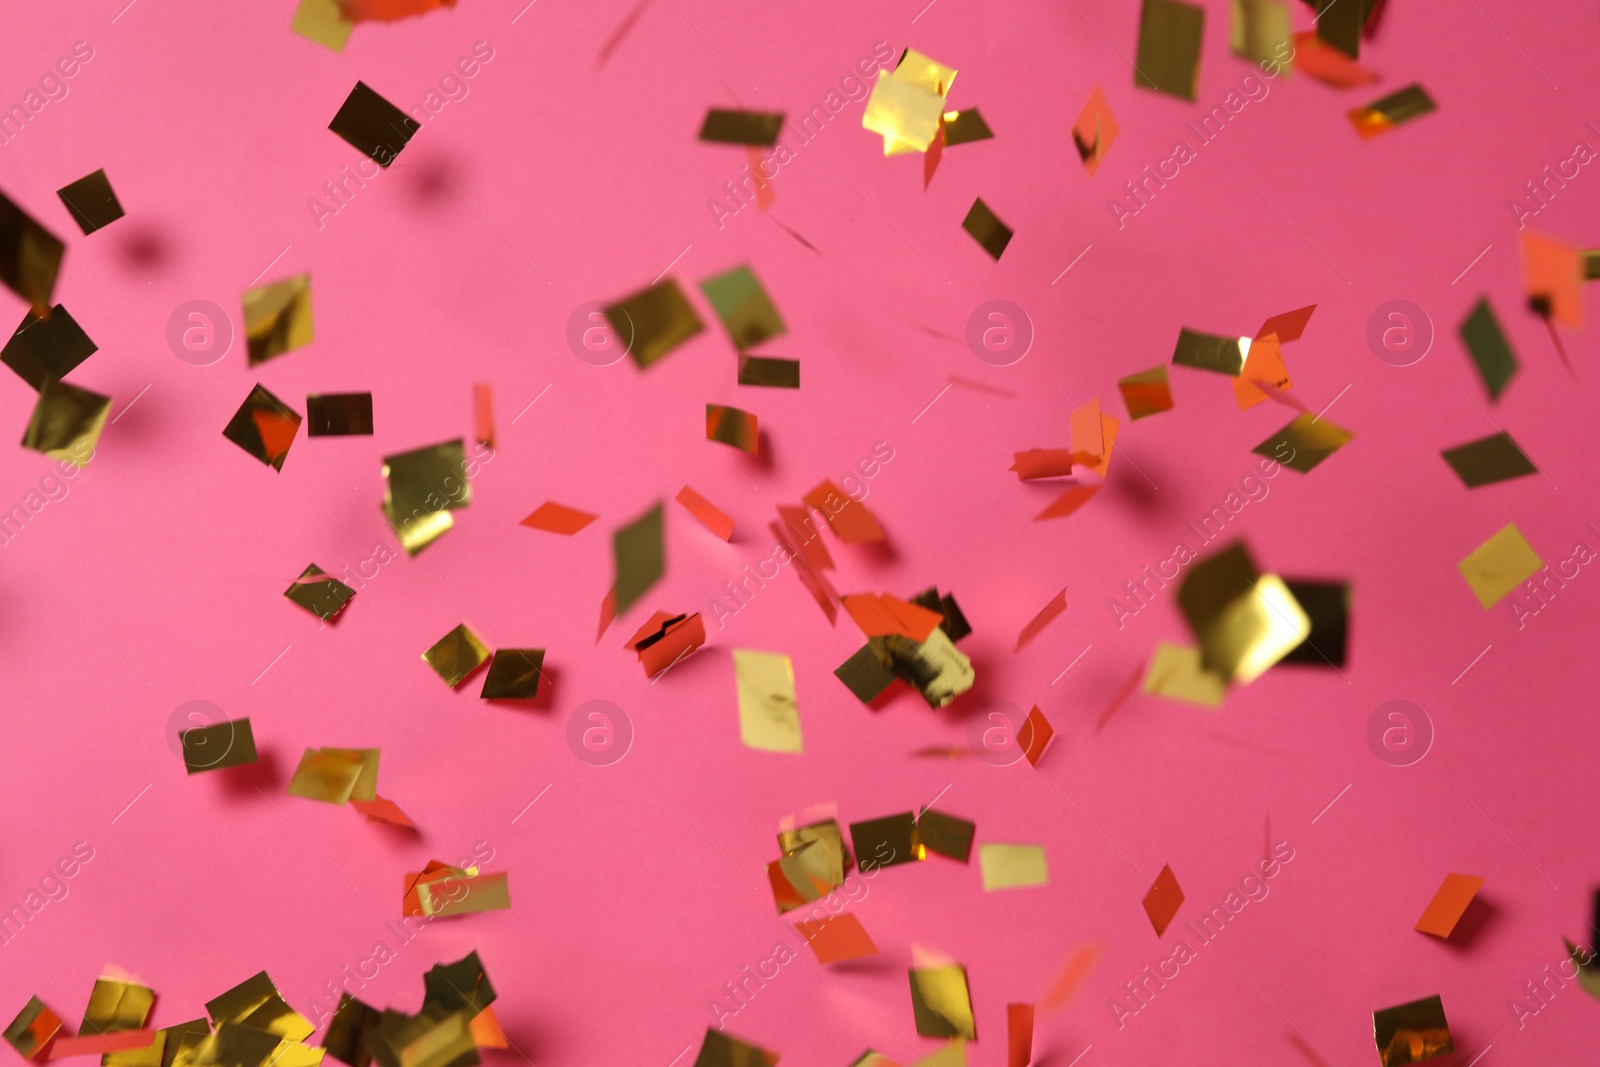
left=0, top=190, right=64, bottom=312
left=1459, top=298, right=1518, bottom=401
left=1178, top=543, right=1309, bottom=684
left=1035, top=483, right=1101, bottom=521
left=4, top=998, right=61, bottom=1060
left=520, top=501, right=596, bottom=535
left=287, top=748, right=365, bottom=805
left=700, top=264, right=787, bottom=351
left=1142, top=864, right=1184, bottom=936
left=979, top=844, right=1048, bottom=891
left=1441, top=432, right=1538, bottom=488
left=803, top=480, right=886, bottom=543
left=1253, top=413, right=1353, bottom=473
left=1135, top=0, right=1204, bottom=101
left=1314, top=0, right=1362, bottom=58
left=910, top=1045, right=965, bottom=1067
left=293, top=0, right=354, bottom=51
left=1232, top=0, right=1291, bottom=66
left=403, top=862, right=511, bottom=917
left=242, top=274, right=314, bottom=366
left=794, top=913, right=879, bottom=963
left=1006, top=1004, right=1033, bottom=1067
left=328, top=82, right=418, bottom=167
left=737, top=354, right=799, bottom=388
left=180, top=718, right=257, bottom=774
left=916, top=810, right=974, bottom=862
left=1279, top=579, right=1350, bottom=667
left=835, top=643, right=897, bottom=704
left=848, top=1054, right=901, bottom=1067
left=103, top=1019, right=208, bottom=1067
left=1350, top=84, right=1436, bottom=138
left=1172, top=328, right=1248, bottom=375
left=1566, top=940, right=1600, bottom=1002
left=421, top=623, right=491, bottom=688
left=1373, top=995, right=1453, bottom=1066
left=961, top=198, right=1012, bottom=260
left=942, top=108, right=994, bottom=146
left=23, top=379, right=110, bottom=467
left=1117, top=365, right=1173, bottom=420
left=1586, top=250, right=1600, bottom=280
left=382, top=439, right=469, bottom=555
left=675, top=485, right=734, bottom=541
left=1071, top=87, right=1118, bottom=175
left=55, top=169, right=124, bottom=235
left=843, top=594, right=944, bottom=642
left=284, top=564, right=356, bottom=622
left=850, top=813, right=922, bottom=868
left=626, top=611, right=704, bottom=677
left=85, top=979, right=154, bottom=1034
left=1459, top=523, right=1542, bottom=609
left=305, top=393, right=372, bottom=436
left=179, top=1024, right=281, bottom=1067
left=909, top=966, right=976, bottom=1039
left=363, top=1008, right=472, bottom=1067
left=898, top=627, right=973, bottom=708
left=479, top=649, right=544, bottom=699
left=699, top=109, right=784, bottom=146
left=1521, top=231, right=1583, bottom=328
left=1040, top=942, right=1103, bottom=1012
left=706, top=404, right=759, bottom=454
left=896, top=48, right=959, bottom=95
left=1142, top=643, right=1225, bottom=706
left=351, top=796, right=413, bottom=827
left=422, top=951, right=496, bottom=1016
left=912, top=587, right=971, bottom=641
left=734, top=649, right=802, bottom=753
left=222, top=384, right=300, bottom=471
left=604, top=278, right=704, bottom=369
left=613, top=501, right=665, bottom=617
left=1414, top=873, right=1484, bottom=939
left=1016, top=587, right=1067, bottom=651
left=691, top=1029, right=778, bottom=1067
left=1020, top=706, right=1054, bottom=766
left=322, top=997, right=379, bottom=1067
left=864, top=72, right=945, bottom=154
left=768, top=843, right=843, bottom=912
left=209, top=977, right=313, bottom=1043
left=3, top=305, right=96, bottom=391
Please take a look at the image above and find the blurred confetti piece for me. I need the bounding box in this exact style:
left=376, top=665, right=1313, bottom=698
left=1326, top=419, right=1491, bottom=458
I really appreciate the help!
left=1458, top=523, right=1542, bottom=609
left=707, top=404, right=759, bottom=454
left=842, top=594, right=943, bottom=641
left=293, top=0, right=354, bottom=50
left=421, top=623, right=491, bottom=688
left=351, top=796, right=413, bottom=827
left=1460, top=297, right=1519, bottom=401
left=848, top=1055, right=901, bottom=1067
left=700, top=264, right=787, bottom=350
left=691, top=1029, right=779, bottom=1067
left=1414, top=874, right=1484, bottom=939
left=479, top=648, right=545, bottom=699
left=1349, top=84, right=1436, bottom=139
left=1441, top=432, right=1538, bottom=488
left=1010, top=449, right=1075, bottom=481
left=737, top=354, right=799, bottom=388
left=980, top=844, right=1047, bottom=891
left=1233, top=334, right=1292, bottom=410
left=604, top=278, right=704, bottom=369
left=734, top=649, right=802, bottom=753
left=1253, top=414, right=1353, bottom=473
left=4, top=998, right=60, bottom=1060
left=625, top=612, right=704, bottom=678
left=1173, top=328, right=1248, bottom=375
left=403, top=862, right=510, bottom=917
left=305, top=393, right=372, bottom=436
left=1142, top=643, right=1225, bottom=707
left=882, top=627, right=974, bottom=708
left=1314, top=0, right=1362, bottom=57
left=0, top=188, right=64, bottom=311
left=24, top=379, right=110, bottom=467
left=1256, top=304, right=1317, bottom=343
left=287, top=748, right=366, bottom=805
left=328, top=81, right=417, bottom=166
left=912, top=586, right=970, bottom=641
left=382, top=439, right=468, bottom=556
left=1232, top=0, right=1291, bottom=66
left=243, top=274, right=314, bottom=366
left=1142, top=864, right=1184, bottom=936
left=961, top=198, right=1012, bottom=260
left=284, top=564, right=355, bottom=622
left=520, top=501, right=596, bottom=535
left=676, top=485, right=735, bottom=540
left=699, top=109, right=784, bottom=145
left=916, top=810, right=975, bottom=862
left=910, top=1046, right=965, bottom=1067
left=768, top=844, right=843, bottom=912
left=772, top=520, right=841, bottom=625
left=180, top=718, right=257, bottom=774
left=472, top=383, right=493, bottom=451
left=1372, top=996, right=1453, bottom=1066
left=1118, top=365, right=1174, bottom=420
left=1566, top=940, right=1600, bottom=1001
left=56, top=170, right=123, bottom=236
left=597, top=585, right=617, bottom=644
left=862, top=52, right=951, bottom=154
left=850, top=812, right=922, bottom=868
left=1035, top=483, right=1101, bottom=521
left=1098, top=660, right=1146, bottom=730
left=1040, top=942, right=1104, bottom=1012
left=909, top=966, right=976, bottom=1039
left=1020, top=706, right=1054, bottom=766
left=1135, top=0, right=1204, bottom=101
left=1006, top=1004, right=1033, bottom=1067
left=794, top=913, right=879, bottom=963
left=1279, top=578, right=1350, bottom=667
left=803, top=481, right=886, bottom=543
left=222, top=384, right=300, bottom=471
left=1072, top=87, right=1118, bottom=175
left=1521, top=231, right=1583, bottom=328
left=48, top=1031, right=157, bottom=1059
left=1291, top=30, right=1378, bottom=88
left=777, top=505, right=835, bottom=569
left=835, top=642, right=897, bottom=705
left=336, top=0, right=460, bottom=19
left=943, top=108, right=994, bottom=146
left=1069, top=398, right=1118, bottom=476
left=467, top=1007, right=506, bottom=1050
left=613, top=501, right=665, bottom=617
left=1016, top=587, right=1068, bottom=651
left=1178, top=543, right=1309, bottom=684
left=3, top=304, right=96, bottom=391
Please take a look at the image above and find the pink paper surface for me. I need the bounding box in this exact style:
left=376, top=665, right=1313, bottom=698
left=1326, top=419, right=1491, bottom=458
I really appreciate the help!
left=0, top=1, right=1597, bottom=1064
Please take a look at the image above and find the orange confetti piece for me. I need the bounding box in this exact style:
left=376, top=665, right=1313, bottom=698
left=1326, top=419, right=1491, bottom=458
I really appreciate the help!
left=803, top=480, right=887, bottom=543
left=1414, top=873, right=1485, bottom=938
left=1040, top=941, right=1103, bottom=1012
left=1255, top=304, right=1317, bottom=343
left=521, top=501, right=597, bottom=535
left=336, top=0, right=458, bottom=21
left=842, top=594, right=944, bottom=642
left=1015, top=587, right=1067, bottom=651
left=1522, top=231, right=1583, bottom=330
left=473, top=382, right=494, bottom=451
left=1009, top=449, right=1076, bottom=481
left=1035, top=483, right=1101, bottom=521
left=48, top=1032, right=155, bottom=1059
left=1142, top=864, right=1184, bottom=936
left=794, top=913, right=880, bottom=963
left=1071, top=86, right=1118, bottom=176
left=1233, top=334, right=1293, bottom=410
left=777, top=504, right=835, bottom=570
left=676, top=485, right=735, bottom=541
left=1292, top=31, right=1379, bottom=88
left=352, top=795, right=414, bottom=827
left=770, top=520, right=840, bottom=625
left=625, top=611, right=706, bottom=677
left=1006, top=1004, right=1034, bottom=1067
left=1020, top=706, right=1054, bottom=766
left=469, top=1006, right=508, bottom=1049
left=596, top=584, right=617, bottom=644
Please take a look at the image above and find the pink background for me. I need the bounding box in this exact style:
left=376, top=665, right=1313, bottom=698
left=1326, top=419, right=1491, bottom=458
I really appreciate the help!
left=2, top=0, right=1598, bottom=1063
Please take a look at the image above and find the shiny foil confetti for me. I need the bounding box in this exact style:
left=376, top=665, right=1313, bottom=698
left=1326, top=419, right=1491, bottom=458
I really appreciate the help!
left=287, top=748, right=367, bottom=804
left=1253, top=413, right=1354, bottom=473
left=402, top=862, right=511, bottom=918
left=1172, top=329, right=1249, bottom=375
left=915, top=810, right=974, bottom=862
left=328, top=82, right=418, bottom=166
left=1279, top=578, right=1351, bottom=667
left=292, top=0, right=355, bottom=50
left=612, top=501, right=665, bottom=616
left=961, top=198, right=1012, bottom=260
left=305, top=393, right=373, bottom=436
left=3, top=305, right=97, bottom=390
left=55, top=169, right=124, bottom=235
left=1006, top=1004, right=1033, bottom=1067
left=699, top=109, right=784, bottom=146
left=1134, top=0, right=1205, bottom=101
left=23, top=379, right=110, bottom=466
left=691, top=1029, right=779, bottom=1067
left=1019, top=705, right=1054, bottom=766
left=1521, top=230, right=1583, bottom=327
left=1232, top=0, right=1292, bottom=66
left=700, top=264, right=787, bottom=350
left=242, top=274, right=314, bottom=366
left=1372, top=995, right=1453, bottom=1066
left=1459, top=298, right=1519, bottom=400
left=479, top=649, right=544, bottom=699
left=222, top=384, right=301, bottom=470
left=382, top=440, right=470, bottom=555
left=1441, top=432, right=1538, bottom=487
left=850, top=813, right=921, bottom=868
left=421, top=622, right=491, bottom=688
left=1349, top=84, right=1437, bottom=138
left=603, top=279, right=704, bottom=368
left=283, top=564, right=356, bottom=621
left=180, top=718, right=258, bottom=774
left=0, top=188, right=64, bottom=310
left=706, top=404, right=759, bottom=454
left=733, top=649, right=802, bottom=753
left=3, top=997, right=61, bottom=1060
left=1142, top=643, right=1226, bottom=707
left=737, top=354, right=799, bottom=388
left=979, top=844, right=1048, bottom=891
left=1178, top=543, right=1309, bottom=684
left=1458, top=523, right=1543, bottom=609
left=1117, top=365, right=1173, bottom=420
left=908, top=965, right=976, bottom=1039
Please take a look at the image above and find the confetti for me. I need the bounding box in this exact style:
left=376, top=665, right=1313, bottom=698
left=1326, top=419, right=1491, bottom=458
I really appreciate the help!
left=625, top=612, right=704, bottom=677
left=706, top=403, right=759, bottom=454
left=283, top=564, right=356, bottom=622
left=1072, top=87, right=1118, bottom=175
left=1231, top=0, right=1292, bottom=66
left=1253, top=413, right=1354, bottom=474
left=421, top=623, right=491, bottom=688
left=842, top=593, right=944, bottom=641
left=1458, top=523, right=1543, bottom=609
left=961, top=198, right=1012, bottom=260
left=2, top=305, right=96, bottom=391
left=1459, top=298, right=1519, bottom=400
left=737, top=354, right=800, bottom=388
left=1372, top=995, right=1453, bottom=1066
left=382, top=440, right=470, bottom=556
left=479, top=649, right=545, bottom=699
left=1019, top=706, right=1054, bottom=766
left=1035, top=483, right=1101, bottom=521
left=305, top=393, right=373, bottom=436
left=1521, top=230, right=1583, bottom=328
left=603, top=279, right=704, bottom=369
left=3, top=998, right=61, bottom=1060
left=23, top=379, right=110, bottom=467
left=979, top=844, right=1048, bottom=891
left=862, top=50, right=954, bottom=154
left=1040, top=942, right=1103, bottom=1012
left=242, top=274, right=314, bottom=366
left=1134, top=0, right=1205, bottom=101
left=328, top=82, right=418, bottom=166
left=1015, top=587, right=1068, bottom=651
left=613, top=501, right=665, bottom=617
left=849, top=813, right=921, bottom=868
left=1142, top=643, right=1226, bottom=707
left=180, top=718, right=258, bottom=774
left=402, top=862, right=510, bottom=917
left=1117, top=365, right=1174, bottom=420
left=520, top=501, right=597, bottom=535
left=292, top=0, right=354, bottom=51
left=734, top=649, right=803, bottom=753
left=908, top=965, right=976, bottom=1039
left=699, top=109, right=785, bottom=146
left=1291, top=30, right=1379, bottom=88
left=676, top=485, right=735, bottom=540
left=691, top=1030, right=778, bottom=1067
left=915, top=810, right=975, bottom=862
left=700, top=264, right=787, bottom=350
left=1279, top=578, right=1351, bottom=667
left=794, top=913, right=878, bottom=963
left=55, top=169, right=124, bottom=235
left=1177, top=543, right=1309, bottom=684
left=803, top=480, right=886, bottom=543
left=1414, top=873, right=1484, bottom=939
left=1349, top=85, right=1436, bottom=139
left=1142, top=864, right=1184, bottom=936
left=1172, top=328, right=1249, bottom=376
left=0, top=188, right=64, bottom=310
left=1441, top=432, right=1538, bottom=488
left=1006, top=1004, right=1033, bottom=1067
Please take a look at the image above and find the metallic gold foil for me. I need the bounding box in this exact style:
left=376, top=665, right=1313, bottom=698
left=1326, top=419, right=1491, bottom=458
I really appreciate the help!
left=1315, top=0, right=1362, bottom=58
left=863, top=71, right=945, bottom=154
left=185, top=1024, right=280, bottom=1067
left=1142, top=864, right=1184, bottom=935
left=3, top=997, right=60, bottom=1060
left=84, top=979, right=154, bottom=1034
left=56, top=170, right=124, bottom=235
left=363, top=1007, right=476, bottom=1067
left=691, top=1029, right=778, bottom=1067
left=1279, top=578, right=1350, bottom=667
left=0, top=189, right=64, bottom=311
left=180, top=718, right=257, bottom=774
left=603, top=279, right=704, bottom=369
left=699, top=110, right=784, bottom=146
left=961, top=198, right=1012, bottom=260
left=519, top=501, right=595, bottom=535
left=1071, top=88, right=1118, bottom=175
left=1441, top=432, right=1538, bottom=488
left=979, top=844, right=1047, bottom=891
left=3, top=305, right=96, bottom=390
left=877, top=627, right=973, bottom=708
left=778, top=818, right=850, bottom=880
left=1458, top=523, right=1542, bottom=609
left=843, top=594, right=944, bottom=642
left=383, top=440, right=469, bottom=555
left=242, top=274, right=314, bottom=366
left=612, top=501, right=665, bottom=616
left=942, top=108, right=993, bottom=146
left=1350, top=84, right=1437, bottom=138
left=321, top=997, right=379, bottom=1067
left=1231, top=0, right=1291, bottom=66
left=835, top=643, right=897, bottom=704
left=422, top=952, right=496, bottom=1017
left=1172, top=329, right=1248, bottom=375
left=1178, top=544, right=1309, bottom=684
left=700, top=265, right=786, bottom=350
left=909, top=966, right=976, bottom=1039
left=1117, top=366, right=1173, bottom=420
left=1414, top=873, right=1484, bottom=938
left=284, top=564, right=356, bottom=622
left=479, top=649, right=544, bottom=699
left=1253, top=413, right=1353, bottom=473
left=222, top=385, right=300, bottom=470
left=1135, top=0, right=1205, bottom=101
left=403, top=862, right=511, bottom=918
left=706, top=404, right=759, bottom=454
left=849, top=813, right=922, bottom=868
left=287, top=748, right=366, bottom=805
left=306, top=393, right=372, bottom=436
left=910, top=587, right=971, bottom=642
left=768, top=841, right=842, bottom=911
left=915, top=810, right=974, bottom=863
left=1372, top=995, right=1453, bottom=1066
left=293, top=0, right=355, bottom=50
left=737, top=354, right=799, bottom=388
left=328, top=82, right=418, bottom=166
left=422, top=624, right=490, bottom=688
left=1015, top=587, right=1068, bottom=651
left=734, top=649, right=802, bottom=753
left=1459, top=298, right=1519, bottom=400
left=1142, top=643, right=1225, bottom=707
left=23, top=378, right=110, bottom=466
